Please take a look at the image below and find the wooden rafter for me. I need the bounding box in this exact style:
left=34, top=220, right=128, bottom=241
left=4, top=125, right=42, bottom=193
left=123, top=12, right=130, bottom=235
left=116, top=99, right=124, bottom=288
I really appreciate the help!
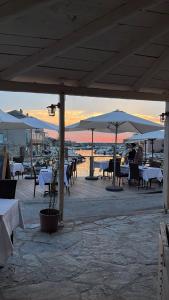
left=0, top=0, right=58, bottom=23
left=79, top=19, right=169, bottom=87
left=133, top=47, right=169, bottom=90
left=0, top=79, right=168, bottom=101
left=0, top=0, right=162, bottom=80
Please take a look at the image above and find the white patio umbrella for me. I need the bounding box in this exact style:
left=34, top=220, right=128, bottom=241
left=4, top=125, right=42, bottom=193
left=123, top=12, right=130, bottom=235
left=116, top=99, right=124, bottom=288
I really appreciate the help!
left=126, top=130, right=164, bottom=142
left=22, top=116, right=59, bottom=179
left=126, top=130, right=164, bottom=160
left=23, top=116, right=58, bottom=131
left=79, top=110, right=163, bottom=191
left=0, top=109, right=32, bottom=130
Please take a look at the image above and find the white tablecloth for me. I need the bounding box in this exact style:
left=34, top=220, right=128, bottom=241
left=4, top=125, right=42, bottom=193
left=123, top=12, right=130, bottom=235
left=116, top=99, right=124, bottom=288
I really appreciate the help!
left=94, top=161, right=109, bottom=170
left=0, top=199, right=24, bottom=265
left=38, top=165, right=69, bottom=189
left=121, top=165, right=163, bottom=182
left=139, top=166, right=163, bottom=182
left=10, top=163, right=24, bottom=177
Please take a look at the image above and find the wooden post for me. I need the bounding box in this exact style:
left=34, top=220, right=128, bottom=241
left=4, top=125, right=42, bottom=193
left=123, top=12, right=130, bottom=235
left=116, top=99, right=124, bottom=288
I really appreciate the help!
left=58, top=94, right=65, bottom=221
left=30, top=128, right=33, bottom=168
left=90, top=128, right=94, bottom=177
left=163, top=101, right=169, bottom=211
left=144, top=140, right=147, bottom=162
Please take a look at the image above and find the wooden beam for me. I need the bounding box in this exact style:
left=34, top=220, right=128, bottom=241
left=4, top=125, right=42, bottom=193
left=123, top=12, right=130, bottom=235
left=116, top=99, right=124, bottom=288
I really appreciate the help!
left=0, top=0, right=162, bottom=80
left=0, top=79, right=168, bottom=101
left=133, top=47, right=169, bottom=90
left=80, top=20, right=169, bottom=87
left=163, top=101, right=169, bottom=210
left=0, top=0, right=58, bottom=23
left=58, top=94, right=65, bottom=222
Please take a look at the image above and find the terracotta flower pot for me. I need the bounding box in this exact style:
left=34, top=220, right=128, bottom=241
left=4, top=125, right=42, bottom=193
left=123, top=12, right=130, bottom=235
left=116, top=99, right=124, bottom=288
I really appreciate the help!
left=40, top=208, right=59, bottom=233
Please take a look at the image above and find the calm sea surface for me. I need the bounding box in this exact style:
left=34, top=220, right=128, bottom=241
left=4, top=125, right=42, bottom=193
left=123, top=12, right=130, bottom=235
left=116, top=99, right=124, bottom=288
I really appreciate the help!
left=76, top=149, right=112, bottom=177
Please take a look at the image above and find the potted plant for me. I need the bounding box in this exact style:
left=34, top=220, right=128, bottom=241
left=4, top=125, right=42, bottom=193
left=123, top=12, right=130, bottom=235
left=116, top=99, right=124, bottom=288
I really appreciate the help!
left=40, top=167, right=60, bottom=233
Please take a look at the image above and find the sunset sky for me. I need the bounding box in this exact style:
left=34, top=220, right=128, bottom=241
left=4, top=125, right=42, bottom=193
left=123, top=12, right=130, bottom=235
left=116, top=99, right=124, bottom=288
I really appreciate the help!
left=0, top=91, right=165, bottom=143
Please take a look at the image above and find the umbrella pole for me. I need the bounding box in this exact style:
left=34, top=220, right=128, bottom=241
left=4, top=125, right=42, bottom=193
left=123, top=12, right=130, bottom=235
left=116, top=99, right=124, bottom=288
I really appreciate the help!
left=144, top=140, right=147, bottom=162
left=85, top=128, right=98, bottom=180
left=25, top=128, right=34, bottom=179
left=152, top=139, right=154, bottom=160
left=106, top=123, right=123, bottom=192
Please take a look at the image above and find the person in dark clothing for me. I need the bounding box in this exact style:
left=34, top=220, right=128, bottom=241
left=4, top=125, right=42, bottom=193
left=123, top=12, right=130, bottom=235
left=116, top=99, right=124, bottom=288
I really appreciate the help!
left=128, top=144, right=136, bottom=163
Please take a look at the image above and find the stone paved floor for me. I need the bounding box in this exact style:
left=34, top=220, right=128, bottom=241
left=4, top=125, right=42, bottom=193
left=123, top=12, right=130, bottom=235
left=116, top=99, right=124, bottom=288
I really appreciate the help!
left=0, top=177, right=167, bottom=300
left=0, top=210, right=169, bottom=300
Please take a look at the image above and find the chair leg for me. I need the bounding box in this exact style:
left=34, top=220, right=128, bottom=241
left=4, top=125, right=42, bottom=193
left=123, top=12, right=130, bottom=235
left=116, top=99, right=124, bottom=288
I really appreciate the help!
left=66, top=186, right=70, bottom=196
left=11, top=231, right=14, bottom=244
left=34, top=185, right=36, bottom=197
left=149, top=179, right=152, bottom=188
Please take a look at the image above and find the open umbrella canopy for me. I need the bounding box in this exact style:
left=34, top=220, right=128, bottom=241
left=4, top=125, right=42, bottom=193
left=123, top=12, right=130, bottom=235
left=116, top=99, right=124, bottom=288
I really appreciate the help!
left=23, top=116, right=58, bottom=131
left=127, top=130, right=164, bottom=143
left=80, top=110, right=163, bottom=134
left=0, top=109, right=32, bottom=130
left=65, top=121, right=101, bottom=132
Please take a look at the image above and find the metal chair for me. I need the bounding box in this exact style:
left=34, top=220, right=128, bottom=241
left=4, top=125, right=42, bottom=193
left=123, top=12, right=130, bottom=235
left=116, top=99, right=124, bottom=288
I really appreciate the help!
left=0, top=179, right=17, bottom=199
left=13, top=156, right=24, bottom=163
left=72, top=159, right=77, bottom=178
left=32, top=166, right=50, bottom=197
left=129, top=163, right=143, bottom=188
left=103, top=159, right=114, bottom=178
left=149, top=160, right=161, bottom=168
left=116, top=160, right=128, bottom=186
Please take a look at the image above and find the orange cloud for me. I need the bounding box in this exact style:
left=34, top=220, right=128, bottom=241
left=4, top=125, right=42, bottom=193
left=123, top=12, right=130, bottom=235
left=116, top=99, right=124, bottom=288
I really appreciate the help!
left=134, top=113, right=161, bottom=124
left=25, top=109, right=101, bottom=126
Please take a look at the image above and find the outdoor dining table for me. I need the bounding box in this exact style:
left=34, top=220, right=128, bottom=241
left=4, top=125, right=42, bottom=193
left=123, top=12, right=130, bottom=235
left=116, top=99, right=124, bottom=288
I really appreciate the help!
left=10, top=162, right=24, bottom=177
left=93, top=160, right=109, bottom=170
left=94, top=161, right=163, bottom=182
left=38, top=165, right=69, bottom=190
left=121, top=164, right=163, bottom=182
left=0, top=199, right=24, bottom=266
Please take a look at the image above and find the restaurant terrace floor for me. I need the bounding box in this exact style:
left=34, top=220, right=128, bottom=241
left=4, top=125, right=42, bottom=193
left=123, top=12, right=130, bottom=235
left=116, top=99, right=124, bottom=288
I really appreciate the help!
left=0, top=165, right=168, bottom=300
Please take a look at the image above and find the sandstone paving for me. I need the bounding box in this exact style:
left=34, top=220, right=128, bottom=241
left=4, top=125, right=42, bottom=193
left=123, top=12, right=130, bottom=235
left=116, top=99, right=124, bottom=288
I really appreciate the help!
left=0, top=210, right=169, bottom=300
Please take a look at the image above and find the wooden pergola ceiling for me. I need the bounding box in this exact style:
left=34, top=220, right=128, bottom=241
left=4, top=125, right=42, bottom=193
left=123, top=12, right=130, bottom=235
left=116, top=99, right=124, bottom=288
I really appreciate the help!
left=0, top=0, right=169, bottom=100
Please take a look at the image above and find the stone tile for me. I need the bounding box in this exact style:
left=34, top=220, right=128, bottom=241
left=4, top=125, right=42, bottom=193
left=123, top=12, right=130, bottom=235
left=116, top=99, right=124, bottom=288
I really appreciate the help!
left=1, top=205, right=168, bottom=299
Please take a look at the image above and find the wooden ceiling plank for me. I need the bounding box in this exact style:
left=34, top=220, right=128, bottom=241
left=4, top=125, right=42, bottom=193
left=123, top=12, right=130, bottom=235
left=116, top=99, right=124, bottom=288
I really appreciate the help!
left=133, top=47, right=169, bottom=90
left=80, top=19, right=169, bottom=87
left=0, top=0, right=162, bottom=80
left=0, top=0, right=58, bottom=23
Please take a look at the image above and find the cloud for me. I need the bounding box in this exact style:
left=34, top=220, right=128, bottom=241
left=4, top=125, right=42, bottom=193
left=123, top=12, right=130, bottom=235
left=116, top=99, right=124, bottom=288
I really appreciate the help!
left=24, top=109, right=101, bottom=126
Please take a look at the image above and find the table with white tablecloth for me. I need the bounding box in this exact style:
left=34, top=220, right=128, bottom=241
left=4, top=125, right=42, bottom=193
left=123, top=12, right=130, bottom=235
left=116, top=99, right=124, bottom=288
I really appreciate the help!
left=94, top=162, right=163, bottom=182
left=139, top=166, right=163, bottom=182
left=0, top=199, right=24, bottom=265
left=10, top=163, right=24, bottom=177
left=121, top=164, right=163, bottom=182
left=38, top=165, right=69, bottom=190
left=93, top=160, right=109, bottom=171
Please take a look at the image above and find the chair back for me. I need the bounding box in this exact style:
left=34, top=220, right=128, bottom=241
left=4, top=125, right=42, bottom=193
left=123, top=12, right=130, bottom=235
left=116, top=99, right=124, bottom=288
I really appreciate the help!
left=129, top=163, right=139, bottom=180
left=108, top=159, right=114, bottom=172
left=32, top=166, right=38, bottom=182
left=115, top=160, right=121, bottom=176
left=13, top=156, right=24, bottom=163
left=0, top=179, right=17, bottom=199
left=71, top=159, right=76, bottom=171
left=66, top=163, right=73, bottom=183
left=150, top=161, right=161, bottom=168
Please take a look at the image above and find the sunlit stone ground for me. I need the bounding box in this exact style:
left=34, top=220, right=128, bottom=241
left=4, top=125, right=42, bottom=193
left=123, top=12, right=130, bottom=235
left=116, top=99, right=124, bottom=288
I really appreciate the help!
left=0, top=164, right=167, bottom=300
